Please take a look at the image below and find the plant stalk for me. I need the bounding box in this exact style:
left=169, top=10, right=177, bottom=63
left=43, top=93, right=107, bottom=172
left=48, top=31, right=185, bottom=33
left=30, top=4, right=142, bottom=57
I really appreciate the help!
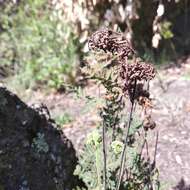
left=95, top=148, right=101, bottom=190
left=102, top=120, right=107, bottom=190
left=116, top=80, right=137, bottom=190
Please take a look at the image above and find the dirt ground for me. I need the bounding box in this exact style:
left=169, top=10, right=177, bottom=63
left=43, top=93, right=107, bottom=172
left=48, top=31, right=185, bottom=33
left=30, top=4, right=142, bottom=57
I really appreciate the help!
left=24, top=58, right=190, bottom=189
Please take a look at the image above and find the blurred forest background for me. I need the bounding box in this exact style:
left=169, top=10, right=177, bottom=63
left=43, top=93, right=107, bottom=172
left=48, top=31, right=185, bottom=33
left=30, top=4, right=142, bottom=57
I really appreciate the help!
left=0, top=0, right=190, bottom=92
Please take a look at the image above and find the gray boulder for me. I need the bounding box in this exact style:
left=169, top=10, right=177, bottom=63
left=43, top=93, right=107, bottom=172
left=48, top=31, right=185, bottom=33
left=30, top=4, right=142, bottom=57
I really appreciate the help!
left=0, top=87, right=83, bottom=190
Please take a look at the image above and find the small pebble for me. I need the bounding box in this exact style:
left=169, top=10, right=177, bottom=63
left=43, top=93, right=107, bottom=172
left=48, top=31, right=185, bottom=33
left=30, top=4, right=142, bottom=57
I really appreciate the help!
left=175, top=155, right=182, bottom=165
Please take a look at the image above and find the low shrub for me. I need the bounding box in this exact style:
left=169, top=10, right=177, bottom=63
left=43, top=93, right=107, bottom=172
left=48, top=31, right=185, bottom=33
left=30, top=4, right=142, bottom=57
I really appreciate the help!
left=74, top=28, right=160, bottom=190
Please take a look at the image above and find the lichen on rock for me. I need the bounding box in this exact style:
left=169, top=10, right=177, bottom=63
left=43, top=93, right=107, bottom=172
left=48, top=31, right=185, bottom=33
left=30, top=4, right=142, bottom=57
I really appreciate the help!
left=0, top=87, right=83, bottom=190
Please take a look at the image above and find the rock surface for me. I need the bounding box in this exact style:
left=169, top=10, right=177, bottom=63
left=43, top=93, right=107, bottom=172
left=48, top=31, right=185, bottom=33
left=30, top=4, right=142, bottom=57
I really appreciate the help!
left=0, top=87, right=82, bottom=190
